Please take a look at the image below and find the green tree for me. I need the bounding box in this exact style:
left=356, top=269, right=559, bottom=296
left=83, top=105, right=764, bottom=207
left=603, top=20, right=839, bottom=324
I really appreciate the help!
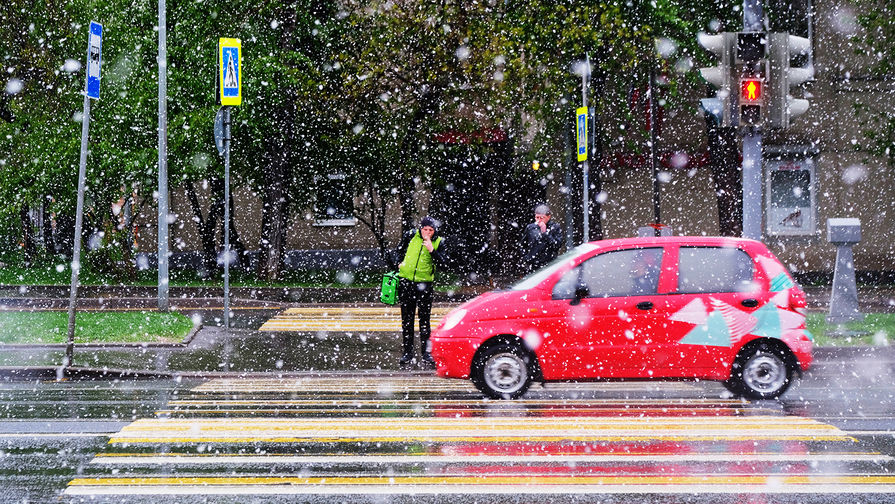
left=853, top=1, right=895, bottom=166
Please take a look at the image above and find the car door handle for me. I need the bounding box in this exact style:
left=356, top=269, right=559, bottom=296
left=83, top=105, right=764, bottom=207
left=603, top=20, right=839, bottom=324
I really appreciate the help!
left=636, top=301, right=654, bottom=311
left=741, top=298, right=759, bottom=308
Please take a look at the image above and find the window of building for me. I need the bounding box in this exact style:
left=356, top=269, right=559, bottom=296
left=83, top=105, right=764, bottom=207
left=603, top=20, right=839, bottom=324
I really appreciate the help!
left=766, top=157, right=816, bottom=236
left=677, top=247, right=754, bottom=294
left=313, top=173, right=356, bottom=226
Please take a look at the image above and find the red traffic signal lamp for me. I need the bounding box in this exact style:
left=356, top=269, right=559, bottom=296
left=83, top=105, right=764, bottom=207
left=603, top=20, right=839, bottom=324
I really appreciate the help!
left=739, top=77, right=764, bottom=125
left=741, top=78, right=762, bottom=102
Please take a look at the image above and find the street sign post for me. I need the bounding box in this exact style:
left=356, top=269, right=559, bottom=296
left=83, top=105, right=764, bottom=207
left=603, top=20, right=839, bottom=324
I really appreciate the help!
left=66, top=21, right=104, bottom=369
left=218, top=38, right=242, bottom=330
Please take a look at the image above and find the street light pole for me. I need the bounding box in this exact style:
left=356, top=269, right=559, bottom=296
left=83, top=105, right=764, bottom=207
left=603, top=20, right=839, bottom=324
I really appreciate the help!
left=157, top=0, right=170, bottom=311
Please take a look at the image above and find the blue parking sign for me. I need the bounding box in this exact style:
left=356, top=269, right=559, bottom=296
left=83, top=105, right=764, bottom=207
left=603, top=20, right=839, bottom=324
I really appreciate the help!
left=86, top=22, right=103, bottom=99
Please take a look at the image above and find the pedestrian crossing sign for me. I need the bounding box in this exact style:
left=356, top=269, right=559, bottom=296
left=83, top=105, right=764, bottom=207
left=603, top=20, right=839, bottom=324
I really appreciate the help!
left=218, top=38, right=242, bottom=106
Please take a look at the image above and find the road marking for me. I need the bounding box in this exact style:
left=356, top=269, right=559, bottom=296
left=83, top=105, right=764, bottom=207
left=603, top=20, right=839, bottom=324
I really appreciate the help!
left=0, top=433, right=112, bottom=438
left=64, top=373, right=894, bottom=498
left=189, top=376, right=703, bottom=393
left=92, top=452, right=893, bottom=465
left=64, top=475, right=895, bottom=496
left=258, top=306, right=454, bottom=332
left=108, top=415, right=851, bottom=444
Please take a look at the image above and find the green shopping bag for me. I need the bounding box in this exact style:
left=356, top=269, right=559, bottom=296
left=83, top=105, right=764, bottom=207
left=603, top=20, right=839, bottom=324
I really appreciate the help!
left=380, top=272, right=399, bottom=305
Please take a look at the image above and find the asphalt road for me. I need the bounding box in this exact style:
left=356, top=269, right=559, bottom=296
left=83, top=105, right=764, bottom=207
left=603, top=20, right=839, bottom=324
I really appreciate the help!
left=2, top=348, right=895, bottom=504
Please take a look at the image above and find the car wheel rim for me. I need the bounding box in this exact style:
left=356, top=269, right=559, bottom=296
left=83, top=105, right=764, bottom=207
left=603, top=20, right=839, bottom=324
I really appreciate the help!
left=483, top=353, right=527, bottom=394
left=742, top=352, right=786, bottom=393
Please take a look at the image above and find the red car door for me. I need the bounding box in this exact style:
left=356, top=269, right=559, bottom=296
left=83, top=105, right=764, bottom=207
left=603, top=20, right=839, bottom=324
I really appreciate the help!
left=539, top=246, right=669, bottom=379
left=658, top=245, right=770, bottom=377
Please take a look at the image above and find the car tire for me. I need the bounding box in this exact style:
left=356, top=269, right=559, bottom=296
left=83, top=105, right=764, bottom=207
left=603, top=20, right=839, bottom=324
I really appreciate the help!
left=728, top=342, right=794, bottom=400
left=471, top=343, right=534, bottom=399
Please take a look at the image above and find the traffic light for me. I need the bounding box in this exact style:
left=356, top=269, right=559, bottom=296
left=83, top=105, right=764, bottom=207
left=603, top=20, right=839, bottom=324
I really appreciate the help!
left=739, top=77, right=764, bottom=125
left=736, top=32, right=766, bottom=127
left=768, top=33, right=813, bottom=129
left=697, top=32, right=736, bottom=127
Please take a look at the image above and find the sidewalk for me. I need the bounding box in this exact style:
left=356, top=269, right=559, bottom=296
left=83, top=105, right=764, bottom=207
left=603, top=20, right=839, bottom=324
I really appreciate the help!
left=0, top=284, right=893, bottom=380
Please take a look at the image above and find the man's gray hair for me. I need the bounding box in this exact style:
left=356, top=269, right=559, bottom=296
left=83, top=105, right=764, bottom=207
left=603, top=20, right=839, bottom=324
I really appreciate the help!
left=534, top=204, right=551, bottom=216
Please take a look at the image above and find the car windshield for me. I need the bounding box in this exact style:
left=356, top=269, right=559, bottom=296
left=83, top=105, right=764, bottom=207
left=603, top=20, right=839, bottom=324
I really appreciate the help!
left=510, top=243, right=599, bottom=291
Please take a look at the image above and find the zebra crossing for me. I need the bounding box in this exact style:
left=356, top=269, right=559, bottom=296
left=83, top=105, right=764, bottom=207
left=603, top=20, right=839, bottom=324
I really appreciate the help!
left=258, top=305, right=454, bottom=332
left=65, top=375, right=895, bottom=499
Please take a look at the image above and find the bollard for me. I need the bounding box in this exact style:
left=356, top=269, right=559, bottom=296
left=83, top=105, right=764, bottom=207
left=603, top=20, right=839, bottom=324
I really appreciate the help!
left=826, top=218, right=864, bottom=324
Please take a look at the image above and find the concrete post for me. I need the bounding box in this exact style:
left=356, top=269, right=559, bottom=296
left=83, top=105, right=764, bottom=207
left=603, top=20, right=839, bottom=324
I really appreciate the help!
left=826, top=218, right=864, bottom=324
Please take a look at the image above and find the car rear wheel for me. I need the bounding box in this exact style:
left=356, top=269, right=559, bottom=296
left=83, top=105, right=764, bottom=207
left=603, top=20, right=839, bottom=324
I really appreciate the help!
left=729, top=342, right=794, bottom=400
left=471, top=343, right=534, bottom=399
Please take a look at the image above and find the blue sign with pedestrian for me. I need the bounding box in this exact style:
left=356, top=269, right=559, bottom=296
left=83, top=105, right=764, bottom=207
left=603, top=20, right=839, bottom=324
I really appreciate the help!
left=218, top=38, right=242, bottom=106
left=86, top=21, right=103, bottom=100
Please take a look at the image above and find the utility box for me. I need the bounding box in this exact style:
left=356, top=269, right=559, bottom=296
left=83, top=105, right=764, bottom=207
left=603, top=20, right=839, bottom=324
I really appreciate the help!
left=828, top=218, right=861, bottom=244
left=826, top=218, right=863, bottom=324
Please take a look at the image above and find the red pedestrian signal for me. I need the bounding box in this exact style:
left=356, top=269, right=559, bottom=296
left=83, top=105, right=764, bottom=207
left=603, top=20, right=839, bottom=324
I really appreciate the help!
left=741, top=78, right=762, bottom=102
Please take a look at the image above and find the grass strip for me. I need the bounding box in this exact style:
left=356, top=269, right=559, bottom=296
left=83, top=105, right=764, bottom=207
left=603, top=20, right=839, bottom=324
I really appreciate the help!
left=0, top=311, right=193, bottom=344
left=806, top=312, right=894, bottom=346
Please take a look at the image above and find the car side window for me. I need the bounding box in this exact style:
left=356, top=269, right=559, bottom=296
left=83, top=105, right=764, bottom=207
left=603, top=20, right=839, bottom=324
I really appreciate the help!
left=677, top=247, right=754, bottom=293
left=552, top=248, right=663, bottom=299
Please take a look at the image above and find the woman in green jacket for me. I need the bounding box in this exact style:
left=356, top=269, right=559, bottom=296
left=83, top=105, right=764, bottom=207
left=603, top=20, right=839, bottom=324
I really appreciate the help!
left=393, top=216, right=446, bottom=369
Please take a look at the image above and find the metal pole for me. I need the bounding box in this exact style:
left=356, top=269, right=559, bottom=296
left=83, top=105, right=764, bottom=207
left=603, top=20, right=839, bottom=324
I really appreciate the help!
left=157, top=0, right=169, bottom=311
left=742, top=130, right=763, bottom=240
left=66, top=94, right=91, bottom=367
left=581, top=56, right=590, bottom=244
left=223, top=107, right=231, bottom=330
left=648, top=66, right=660, bottom=235
left=741, top=0, right=764, bottom=240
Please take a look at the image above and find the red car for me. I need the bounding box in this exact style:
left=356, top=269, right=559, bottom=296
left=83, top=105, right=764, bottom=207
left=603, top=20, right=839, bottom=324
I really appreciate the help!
left=430, top=236, right=813, bottom=400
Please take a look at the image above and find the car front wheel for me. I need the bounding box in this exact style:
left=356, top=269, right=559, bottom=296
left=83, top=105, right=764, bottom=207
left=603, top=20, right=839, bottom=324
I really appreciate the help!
left=471, top=343, right=534, bottom=399
left=729, top=342, right=794, bottom=400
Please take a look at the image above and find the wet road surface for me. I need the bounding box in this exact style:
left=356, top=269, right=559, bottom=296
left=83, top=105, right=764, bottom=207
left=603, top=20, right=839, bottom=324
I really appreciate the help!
left=2, top=370, right=895, bottom=503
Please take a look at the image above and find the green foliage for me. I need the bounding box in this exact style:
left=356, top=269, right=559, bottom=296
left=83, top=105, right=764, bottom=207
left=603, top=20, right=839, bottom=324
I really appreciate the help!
left=852, top=2, right=895, bottom=166
left=1, top=0, right=744, bottom=272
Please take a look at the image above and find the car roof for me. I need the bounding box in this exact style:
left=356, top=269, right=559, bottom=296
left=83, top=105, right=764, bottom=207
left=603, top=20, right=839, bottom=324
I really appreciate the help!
left=586, top=235, right=764, bottom=250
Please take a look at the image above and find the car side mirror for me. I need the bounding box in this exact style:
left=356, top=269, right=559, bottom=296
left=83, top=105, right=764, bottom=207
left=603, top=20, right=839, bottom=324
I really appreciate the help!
left=570, top=284, right=589, bottom=306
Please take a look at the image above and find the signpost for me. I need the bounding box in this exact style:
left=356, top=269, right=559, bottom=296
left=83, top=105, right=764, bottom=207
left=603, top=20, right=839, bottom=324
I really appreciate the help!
left=218, top=38, right=242, bottom=329
left=66, top=21, right=103, bottom=370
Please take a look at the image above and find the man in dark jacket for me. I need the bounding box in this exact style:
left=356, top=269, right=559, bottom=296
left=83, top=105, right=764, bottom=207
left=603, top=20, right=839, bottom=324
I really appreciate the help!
left=522, top=204, right=563, bottom=272
left=391, top=216, right=446, bottom=369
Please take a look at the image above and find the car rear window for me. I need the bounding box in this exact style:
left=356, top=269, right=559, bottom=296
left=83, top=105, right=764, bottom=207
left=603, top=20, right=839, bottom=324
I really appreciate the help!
left=677, top=247, right=754, bottom=293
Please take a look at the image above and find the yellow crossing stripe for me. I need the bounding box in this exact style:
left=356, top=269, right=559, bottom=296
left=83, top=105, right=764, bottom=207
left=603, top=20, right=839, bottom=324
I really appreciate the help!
left=92, top=452, right=893, bottom=465
left=108, top=415, right=851, bottom=444
left=258, top=306, right=455, bottom=332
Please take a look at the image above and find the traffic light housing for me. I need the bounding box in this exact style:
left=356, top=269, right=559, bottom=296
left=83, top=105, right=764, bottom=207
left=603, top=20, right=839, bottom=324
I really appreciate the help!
left=768, top=32, right=813, bottom=129
left=736, top=32, right=766, bottom=127
left=697, top=32, right=736, bottom=127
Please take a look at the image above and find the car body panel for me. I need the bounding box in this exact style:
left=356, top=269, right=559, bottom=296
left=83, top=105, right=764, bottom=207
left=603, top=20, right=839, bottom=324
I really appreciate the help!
left=430, top=236, right=812, bottom=390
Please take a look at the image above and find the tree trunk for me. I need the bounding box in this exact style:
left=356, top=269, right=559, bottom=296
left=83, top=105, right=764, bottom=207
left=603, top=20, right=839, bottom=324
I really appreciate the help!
left=20, top=204, right=34, bottom=266
left=41, top=200, right=55, bottom=257
left=185, top=179, right=224, bottom=275
left=257, top=105, right=294, bottom=282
